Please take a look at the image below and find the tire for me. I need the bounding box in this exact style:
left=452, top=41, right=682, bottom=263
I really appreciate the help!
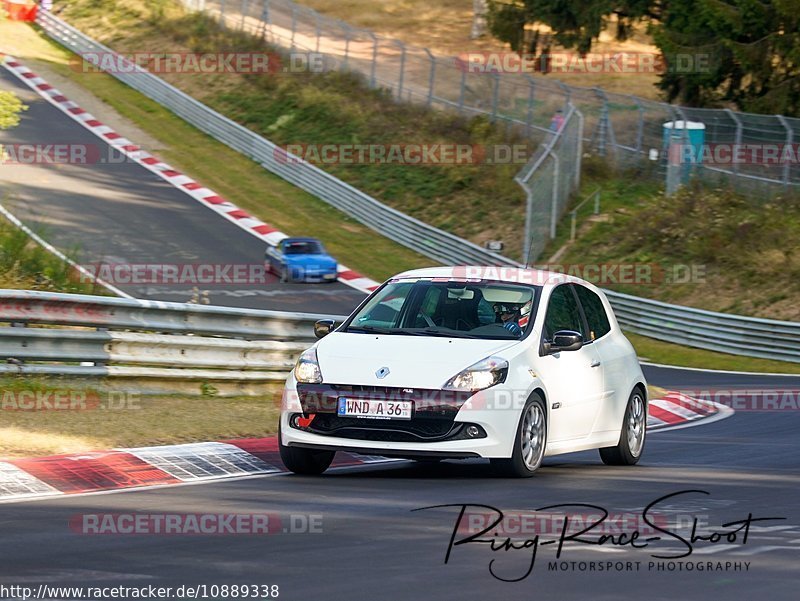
left=599, top=388, right=646, bottom=466
left=491, top=393, right=547, bottom=477
left=278, top=424, right=335, bottom=475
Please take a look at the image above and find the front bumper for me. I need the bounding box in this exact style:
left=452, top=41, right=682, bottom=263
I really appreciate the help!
left=280, top=379, right=520, bottom=459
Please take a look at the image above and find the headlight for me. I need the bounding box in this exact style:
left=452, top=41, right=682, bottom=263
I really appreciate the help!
left=442, top=356, right=508, bottom=391
left=294, top=348, right=323, bottom=383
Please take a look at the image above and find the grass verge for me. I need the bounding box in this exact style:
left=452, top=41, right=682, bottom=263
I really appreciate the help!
left=0, top=376, right=283, bottom=458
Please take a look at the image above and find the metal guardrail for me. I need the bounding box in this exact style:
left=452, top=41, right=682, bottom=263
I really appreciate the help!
left=2, top=290, right=799, bottom=372
left=606, top=290, right=800, bottom=363
left=0, top=290, right=344, bottom=380
left=35, top=11, right=516, bottom=268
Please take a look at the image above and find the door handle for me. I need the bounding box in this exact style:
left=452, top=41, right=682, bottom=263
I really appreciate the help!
left=590, top=360, right=601, bottom=368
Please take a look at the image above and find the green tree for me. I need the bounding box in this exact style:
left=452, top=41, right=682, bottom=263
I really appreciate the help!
left=487, top=0, right=800, bottom=116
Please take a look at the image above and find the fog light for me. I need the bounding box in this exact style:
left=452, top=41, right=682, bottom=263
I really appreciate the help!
left=290, top=414, right=300, bottom=428
left=466, top=425, right=481, bottom=438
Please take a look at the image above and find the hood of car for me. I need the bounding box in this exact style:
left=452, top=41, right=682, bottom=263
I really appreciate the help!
left=315, top=332, right=519, bottom=389
left=285, top=254, right=336, bottom=268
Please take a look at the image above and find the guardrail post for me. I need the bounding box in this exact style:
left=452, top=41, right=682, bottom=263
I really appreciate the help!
left=777, top=114, right=793, bottom=187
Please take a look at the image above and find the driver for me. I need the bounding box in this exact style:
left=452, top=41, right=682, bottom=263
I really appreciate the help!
left=494, top=303, right=523, bottom=337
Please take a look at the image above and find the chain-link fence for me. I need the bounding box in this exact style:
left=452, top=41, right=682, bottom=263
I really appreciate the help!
left=515, top=104, right=583, bottom=263
left=185, top=0, right=800, bottom=190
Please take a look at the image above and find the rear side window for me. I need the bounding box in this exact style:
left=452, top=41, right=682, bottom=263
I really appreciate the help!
left=574, top=285, right=611, bottom=340
left=543, top=285, right=585, bottom=339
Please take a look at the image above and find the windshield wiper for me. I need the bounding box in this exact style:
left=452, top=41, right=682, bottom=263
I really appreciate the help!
left=400, top=328, right=478, bottom=339
left=346, top=325, right=397, bottom=334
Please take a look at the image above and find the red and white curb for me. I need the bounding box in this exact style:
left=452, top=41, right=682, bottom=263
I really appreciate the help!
left=0, top=437, right=394, bottom=503
left=0, top=393, right=730, bottom=503
left=647, top=391, right=732, bottom=431
left=0, top=55, right=381, bottom=295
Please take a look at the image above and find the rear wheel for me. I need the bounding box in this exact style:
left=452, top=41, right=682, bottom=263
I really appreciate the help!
left=491, top=393, right=546, bottom=477
left=278, top=425, right=335, bottom=475
left=600, top=388, right=646, bottom=465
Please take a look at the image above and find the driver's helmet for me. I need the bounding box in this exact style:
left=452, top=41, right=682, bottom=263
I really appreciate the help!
left=493, top=302, right=522, bottom=320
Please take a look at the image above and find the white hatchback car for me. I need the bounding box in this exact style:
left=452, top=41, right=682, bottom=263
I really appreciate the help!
left=279, top=266, right=647, bottom=477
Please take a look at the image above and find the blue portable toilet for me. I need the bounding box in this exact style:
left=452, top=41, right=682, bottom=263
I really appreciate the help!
left=663, top=120, right=706, bottom=182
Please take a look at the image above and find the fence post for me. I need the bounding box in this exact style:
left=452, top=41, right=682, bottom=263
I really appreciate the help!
left=574, top=106, right=584, bottom=190
left=423, top=48, right=435, bottom=107
left=259, top=0, right=269, bottom=39
left=549, top=150, right=560, bottom=239
left=556, top=81, right=571, bottom=111
left=315, top=13, right=321, bottom=53
left=368, top=32, right=377, bottom=87
left=632, top=95, right=644, bottom=156
left=343, top=23, right=351, bottom=68
left=396, top=41, right=407, bottom=99
left=240, top=0, right=248, bottom=30
left=290, top=3, right=297, bottom=50
left=490, top=72, right=500, bottom=121
left=525, top=75, right=535, bottom=135
left=777, top=114, right=793, bottom=187
left=725, top=108, right=742, bottom=175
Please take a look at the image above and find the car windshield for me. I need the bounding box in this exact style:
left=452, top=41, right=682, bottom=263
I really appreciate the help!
left=284, top=240, right=323, bottom=255
left=345, top=279, right=539, bottom=340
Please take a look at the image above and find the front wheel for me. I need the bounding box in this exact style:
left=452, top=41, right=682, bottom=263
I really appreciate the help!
left=278, top=425, right=335, bottom=475
left=599, top=388, right=646, bottom=465
left=491, top=393, right=547, bottom=477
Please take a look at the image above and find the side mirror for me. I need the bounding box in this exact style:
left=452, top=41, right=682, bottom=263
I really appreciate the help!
left=546, top=330, right=583, bottom=354
left=314, top=319, right=336, bottom=339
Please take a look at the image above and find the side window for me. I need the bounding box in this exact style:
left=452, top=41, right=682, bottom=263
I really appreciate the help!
left=574, top=285, right=611, bottom=340
left=543, top=285, right=585, bottom=339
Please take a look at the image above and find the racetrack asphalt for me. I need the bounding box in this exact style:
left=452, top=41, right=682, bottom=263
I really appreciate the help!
left=0, top=69, right=367, bottom=315
left=0, top=365, right=796, bottom=600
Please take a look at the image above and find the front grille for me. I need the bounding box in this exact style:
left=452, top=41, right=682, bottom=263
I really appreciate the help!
left=307, top=414, right=459, bottom=442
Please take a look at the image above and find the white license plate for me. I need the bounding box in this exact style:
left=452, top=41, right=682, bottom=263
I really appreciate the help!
left=337, top=397, right=412, bottom=420
left=323, top=273, right=336, bottom=279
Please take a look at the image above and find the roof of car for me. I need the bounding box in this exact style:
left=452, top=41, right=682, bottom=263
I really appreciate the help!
left=392, top=266, right=585, bottom=287
left=282, top=237, right=321, bottom=244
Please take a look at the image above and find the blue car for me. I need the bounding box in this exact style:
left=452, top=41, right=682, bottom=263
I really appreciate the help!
left=265, top=237, right=338, bottom=283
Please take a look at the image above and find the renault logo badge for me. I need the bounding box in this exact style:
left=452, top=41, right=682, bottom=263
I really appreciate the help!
left=376, top=366, right=390, bottom=379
